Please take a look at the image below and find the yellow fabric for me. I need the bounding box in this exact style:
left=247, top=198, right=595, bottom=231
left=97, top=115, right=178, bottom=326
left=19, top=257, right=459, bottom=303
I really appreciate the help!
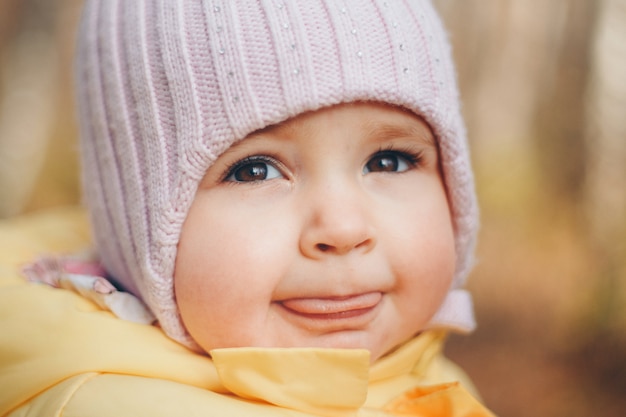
left=212, top=348, right=369, bottom=416
left=383, top=383, right=492, bottom=416
left=0, top=207, right=495, bottom=417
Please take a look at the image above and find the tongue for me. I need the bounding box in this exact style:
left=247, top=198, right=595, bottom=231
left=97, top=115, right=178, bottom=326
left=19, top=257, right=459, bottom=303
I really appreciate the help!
left=281, top=292, right=382, bottom=315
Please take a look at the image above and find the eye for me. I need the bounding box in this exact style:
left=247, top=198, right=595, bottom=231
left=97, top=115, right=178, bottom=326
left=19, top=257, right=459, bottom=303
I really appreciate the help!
left=363, top=151, right=416, bottom=174
left=225, top=157, right=283, bottom=182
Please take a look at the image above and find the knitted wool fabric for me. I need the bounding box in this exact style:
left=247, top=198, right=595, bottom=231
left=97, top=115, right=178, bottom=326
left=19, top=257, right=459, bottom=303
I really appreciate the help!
left=75, top=0, right=479, bottom=348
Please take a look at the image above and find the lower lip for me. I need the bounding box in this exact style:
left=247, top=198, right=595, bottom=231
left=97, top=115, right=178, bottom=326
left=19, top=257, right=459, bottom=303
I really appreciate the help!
left=279, top=292, right=382, bottom=321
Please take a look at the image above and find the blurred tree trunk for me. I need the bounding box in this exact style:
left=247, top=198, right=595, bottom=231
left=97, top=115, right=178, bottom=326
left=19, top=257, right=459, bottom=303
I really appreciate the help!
left=0, top=1, right=23, bottom=60
left=531, top=0, right=599, bottom=205
left=0, top=0, right=81, bottom=217
left=583, top=0, right=626, bottom=336
left=0, top=0, right=57, bottom=217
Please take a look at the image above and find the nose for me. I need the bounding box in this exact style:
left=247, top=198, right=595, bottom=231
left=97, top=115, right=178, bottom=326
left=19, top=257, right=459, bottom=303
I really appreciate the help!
left=299, top=185, right=376, bottom=258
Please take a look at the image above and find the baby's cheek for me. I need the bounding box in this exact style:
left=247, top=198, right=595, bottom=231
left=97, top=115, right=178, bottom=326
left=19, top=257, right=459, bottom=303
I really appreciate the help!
left=397, top=237, right=455, bottom=314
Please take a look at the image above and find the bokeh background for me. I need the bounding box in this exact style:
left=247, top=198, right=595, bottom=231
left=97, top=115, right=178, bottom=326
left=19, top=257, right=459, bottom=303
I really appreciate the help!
left=0, top=1, right=624, bottom=415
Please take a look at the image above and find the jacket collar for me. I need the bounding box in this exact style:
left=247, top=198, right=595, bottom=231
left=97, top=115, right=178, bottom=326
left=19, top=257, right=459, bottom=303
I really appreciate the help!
left=210, top=331, right=445, bottom=416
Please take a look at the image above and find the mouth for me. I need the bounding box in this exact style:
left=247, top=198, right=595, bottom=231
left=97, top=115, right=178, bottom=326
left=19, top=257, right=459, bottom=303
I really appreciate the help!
left=278, top=292, right=382, bottom=321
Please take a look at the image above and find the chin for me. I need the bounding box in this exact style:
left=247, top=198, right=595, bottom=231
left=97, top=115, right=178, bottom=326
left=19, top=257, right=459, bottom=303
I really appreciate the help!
left=306, top=331, right=382, bottom=355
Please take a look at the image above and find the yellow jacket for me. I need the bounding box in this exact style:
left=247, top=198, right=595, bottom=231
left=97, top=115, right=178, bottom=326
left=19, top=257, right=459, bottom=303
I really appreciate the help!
left=0, top=207, right=495, bottom=417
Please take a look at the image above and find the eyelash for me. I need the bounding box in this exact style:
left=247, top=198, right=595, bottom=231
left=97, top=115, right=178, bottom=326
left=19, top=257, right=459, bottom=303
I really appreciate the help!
left=221, top=147, right=425, bottom=183
left=222, top=155, right=282, bottom=182
left=373, top=146, right=424, bottom=168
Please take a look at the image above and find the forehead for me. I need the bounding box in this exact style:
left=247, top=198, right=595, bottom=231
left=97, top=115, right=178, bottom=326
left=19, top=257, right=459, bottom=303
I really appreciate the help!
left=247, top=102, right=436, bottom=147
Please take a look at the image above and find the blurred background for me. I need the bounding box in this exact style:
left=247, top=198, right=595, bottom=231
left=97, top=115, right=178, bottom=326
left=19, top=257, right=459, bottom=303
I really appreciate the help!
left=0, top=1, right=624, bottom=415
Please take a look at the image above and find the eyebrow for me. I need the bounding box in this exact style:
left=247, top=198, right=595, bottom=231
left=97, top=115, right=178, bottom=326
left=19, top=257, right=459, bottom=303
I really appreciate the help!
left=254, top=117, right=307, bottom=141
left=363, top=121, right=436, bottom=147
left=220, top=122, right=286, bottom=155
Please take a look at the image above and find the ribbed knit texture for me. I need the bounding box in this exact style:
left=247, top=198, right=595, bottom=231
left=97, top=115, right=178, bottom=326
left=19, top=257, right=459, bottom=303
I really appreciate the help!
left=75, top=0, right=479, bottom=349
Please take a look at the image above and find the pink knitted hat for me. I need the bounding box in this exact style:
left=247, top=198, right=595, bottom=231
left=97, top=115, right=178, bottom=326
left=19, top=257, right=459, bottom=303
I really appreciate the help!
left=75, top=0, right=478, bottom=348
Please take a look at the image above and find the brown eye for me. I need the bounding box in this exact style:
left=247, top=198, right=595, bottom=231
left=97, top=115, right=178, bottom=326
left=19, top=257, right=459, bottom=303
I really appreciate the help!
left=364, top=152, right=412, bottom=174
left=225, top=158, right=282, bottom=182
left=366, top=154, right=398, bottom=172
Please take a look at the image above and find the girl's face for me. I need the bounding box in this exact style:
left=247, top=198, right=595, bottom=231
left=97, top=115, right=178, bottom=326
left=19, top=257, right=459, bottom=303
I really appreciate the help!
left=174, top=102, right=455, bottom=362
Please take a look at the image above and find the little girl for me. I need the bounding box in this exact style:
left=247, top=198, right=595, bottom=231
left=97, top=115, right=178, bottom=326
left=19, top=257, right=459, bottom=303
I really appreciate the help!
left=0, top=1, right=494, bottom=415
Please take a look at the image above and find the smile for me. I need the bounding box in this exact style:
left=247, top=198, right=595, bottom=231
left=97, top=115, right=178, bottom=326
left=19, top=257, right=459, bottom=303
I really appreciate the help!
left=278, top=292, right=382, bottom=321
